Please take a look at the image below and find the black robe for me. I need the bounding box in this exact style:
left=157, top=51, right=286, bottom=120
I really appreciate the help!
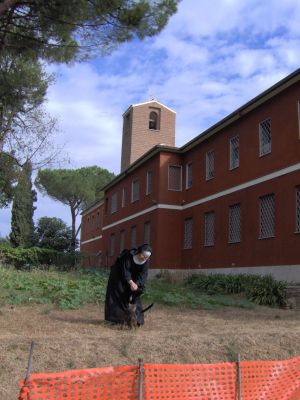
left=104, top=250, right=149, bottom=325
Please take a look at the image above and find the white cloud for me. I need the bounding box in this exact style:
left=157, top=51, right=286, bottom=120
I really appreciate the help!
left=1, top=0, right=300, bottom=236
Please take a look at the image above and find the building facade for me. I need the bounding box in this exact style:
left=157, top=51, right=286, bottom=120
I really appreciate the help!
left=80, top=71, right=300, bottom=282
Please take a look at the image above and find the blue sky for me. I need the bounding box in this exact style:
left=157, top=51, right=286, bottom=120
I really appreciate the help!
left=1, top=0, right=300, bottom=237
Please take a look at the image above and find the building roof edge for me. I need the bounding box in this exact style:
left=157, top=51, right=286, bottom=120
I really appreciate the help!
left=122, top=100, right=176, bottom=116
left=181, top=68, right=300, bottom=152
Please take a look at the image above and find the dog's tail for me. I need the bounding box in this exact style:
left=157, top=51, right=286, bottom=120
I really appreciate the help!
left=142, top=303, right=154, bottom=313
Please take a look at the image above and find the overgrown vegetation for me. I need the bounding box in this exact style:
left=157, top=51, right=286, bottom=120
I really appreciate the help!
left=143, top=278, right=255, bottom=310
left=0, top=244, right=83, bottom=270
left=185, top=273, right=288, bottom=307
left=0, top=268, right=108, bottom=309
left=0, top=263, right=288, bottom=311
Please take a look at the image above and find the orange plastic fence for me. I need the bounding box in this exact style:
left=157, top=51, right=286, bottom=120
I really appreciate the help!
left=18, top=356, right=300, bottom=400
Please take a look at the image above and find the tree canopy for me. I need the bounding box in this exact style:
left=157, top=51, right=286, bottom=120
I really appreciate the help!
left=10, top=160, right=37, bottom=247
left=0, top=0, right=180, bottom=62
left=35, top=166, right=115, bottom=250
left=35, top=216, right=73, bottom=252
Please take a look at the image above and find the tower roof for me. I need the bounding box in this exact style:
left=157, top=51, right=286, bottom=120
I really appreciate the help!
left=122, top=100, right=176, bottom=116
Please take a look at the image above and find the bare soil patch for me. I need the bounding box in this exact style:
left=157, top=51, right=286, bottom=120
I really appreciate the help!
left=1, top=303, right=299, bottom=399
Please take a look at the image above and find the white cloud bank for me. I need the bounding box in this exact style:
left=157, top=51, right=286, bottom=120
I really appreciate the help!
left=1, top=0, right=300, bottom=236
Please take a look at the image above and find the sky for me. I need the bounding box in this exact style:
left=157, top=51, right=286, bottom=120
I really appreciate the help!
left=1, top=0, right=300, bottom=237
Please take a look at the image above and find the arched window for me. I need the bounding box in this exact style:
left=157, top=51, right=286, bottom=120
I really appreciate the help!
left=149, top=111, right=158, bottom=130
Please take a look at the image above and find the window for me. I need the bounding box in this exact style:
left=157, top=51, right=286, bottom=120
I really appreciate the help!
left=298, top=101, right=300, bottom=139
left=131, top=179, right=140, bottom=202
left=204, top=211, right=215, bottom=246
left=111, top=192, right=118, bottom=214
left=184, top=218, right=193, bottom=249
left=120, top=230, right=125, bottom=253
left=296, top=186, right=300, bottom=233
left=122, top=188, right=126, bottom=208
left=146, top=171, right=152, bottom=195
left=230, top=136, right=239, bottom=170
left=149, top=111, right=158, bottom=130
left=228, top=203, right=241, bottom=243
left=131, top=225, right=137, bottom=248
left=259, top=194, right=275, bottom=239
left=259, top=118, right=271, bottom=156
left=110, top=233, right=115, bottom=256
left=186, top=163, right=192, bottom=189
left=144, top=221, right=151, bottom=244
left=168, top=165, right=182, bottom=191
left=206, top=150, right=214, bottom=180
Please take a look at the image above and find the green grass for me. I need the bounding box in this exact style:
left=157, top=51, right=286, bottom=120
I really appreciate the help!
left=0, top=267, right=108, bottom=309
left=1, top=266, right=286, bottom=311
left=143, top=277, right=255, bottom=310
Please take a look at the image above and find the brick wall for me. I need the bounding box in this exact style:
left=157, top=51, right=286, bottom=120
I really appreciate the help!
left=121, top=101, right=176, bottom=172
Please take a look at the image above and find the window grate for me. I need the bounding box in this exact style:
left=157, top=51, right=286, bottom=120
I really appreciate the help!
left=131, top=225, right=137, bottom=248
left=229, top=203, right=241, bottom=243
left=186, top=163, right=192, bottom=189
left=122, top=188, right=126, bottom=208
left=110, top=233, right=115, bottom=256
left=184, top=218, right=193, bottom=249
left=298, top=101, right=300, bottom=139
left=230, top=136, right=239, bottom=169
left=131, top=179, right=139, bottom=202
left=204, top=211, right=215, bottom=246
left=259, top=118, right=271, bottom=156
left=111, top=192, right=118, bottom=214
left=206, top=151, right=214, bottom=180
left=144, top=221, right=151, bottom=244
left=146, top=171, right=152, bottom=195
left=296, top=187, right=300, bottom=233
left=259, top=194, right=275, bottom=239
left=168, top=165, right=182, bottom=191
left=120, top=230, right=125, bottom=253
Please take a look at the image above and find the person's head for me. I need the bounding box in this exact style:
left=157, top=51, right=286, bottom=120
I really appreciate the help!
left=134, top=244, right=152, bottom=264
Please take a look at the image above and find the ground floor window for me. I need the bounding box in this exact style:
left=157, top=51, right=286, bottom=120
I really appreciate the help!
left=228, top=203, right=241, bottom=243
left=296, top=186, right=300, bottom=233
left=184, top=218, right=193, bottom=249
left=144, top=221, right=151, bottom=244
left=131, top=225, right=137, bottom=248
left=120, top=230, right=125, bottom=253
left=204, top=211, right=215, bottom=246
left=259, top=193, right=275, bottom=239
left=110, top=233, right=115, bottom=256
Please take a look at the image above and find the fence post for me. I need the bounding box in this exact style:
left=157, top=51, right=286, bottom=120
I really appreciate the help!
left=138, top=358, right=144, bottom=400
left=25, top=340, right=35, bottom=385
left=237, top=353, right=242, bottom=400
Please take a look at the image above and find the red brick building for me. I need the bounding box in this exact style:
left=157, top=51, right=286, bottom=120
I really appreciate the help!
left=80, top=71, right=300, bottom=282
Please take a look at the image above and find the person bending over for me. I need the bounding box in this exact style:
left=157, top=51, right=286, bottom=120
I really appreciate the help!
left=104, top=244, right=152, bottom=326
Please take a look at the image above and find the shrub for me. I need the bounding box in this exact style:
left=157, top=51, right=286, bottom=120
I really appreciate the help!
left=0, top=244, right=84, bottom=271
left=185, top=273, right=287, bottom=307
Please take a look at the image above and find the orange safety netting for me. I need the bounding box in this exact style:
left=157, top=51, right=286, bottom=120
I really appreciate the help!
left=18, top=356, right=300, bottom=400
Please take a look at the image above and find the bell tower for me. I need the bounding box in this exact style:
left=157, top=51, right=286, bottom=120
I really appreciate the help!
left=120, top=100, right=176, bottom=172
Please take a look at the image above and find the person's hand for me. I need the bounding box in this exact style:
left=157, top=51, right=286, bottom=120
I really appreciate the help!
left=129, top=280, right=138, bottom=291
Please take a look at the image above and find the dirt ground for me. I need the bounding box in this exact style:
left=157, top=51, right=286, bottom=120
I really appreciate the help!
left=0, top=303, right=299, bottom=399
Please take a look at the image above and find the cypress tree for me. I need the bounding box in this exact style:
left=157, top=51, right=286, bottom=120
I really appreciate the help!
left=10, top=160, right=37, bottom=247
